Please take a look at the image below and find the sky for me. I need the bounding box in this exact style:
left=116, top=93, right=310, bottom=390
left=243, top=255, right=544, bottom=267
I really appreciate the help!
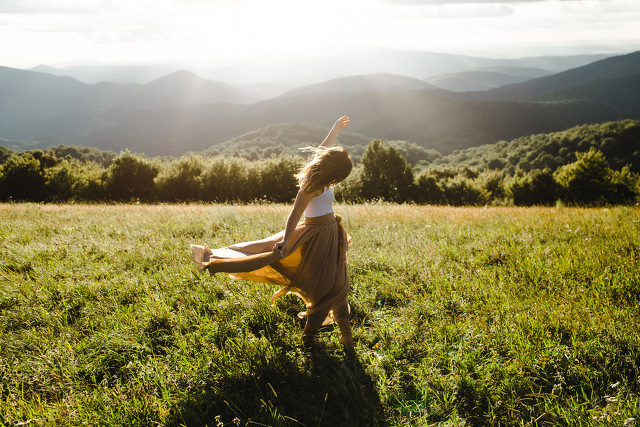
left=1, top=0, right=640, bottom=69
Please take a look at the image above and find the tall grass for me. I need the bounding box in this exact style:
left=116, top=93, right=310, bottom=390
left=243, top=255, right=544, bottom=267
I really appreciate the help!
left=1, top=203, right=639, bottom=426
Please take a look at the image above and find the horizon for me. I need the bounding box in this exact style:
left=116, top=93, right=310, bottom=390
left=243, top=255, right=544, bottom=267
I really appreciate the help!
left=2, top=0, right=639, bottom=73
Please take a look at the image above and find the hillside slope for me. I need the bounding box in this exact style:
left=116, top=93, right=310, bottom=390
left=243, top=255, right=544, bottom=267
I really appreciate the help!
left=426, top=67, right=551, bottom=92
left=433, top=119, right=640, bottom=174
left=281, top=73, right=437, bottom=97
left=201, top=122, right=440, bottom=164
left=488, top=51, right=640, bottom=102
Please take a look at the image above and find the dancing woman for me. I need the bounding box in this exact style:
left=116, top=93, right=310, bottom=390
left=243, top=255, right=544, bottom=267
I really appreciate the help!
left=191, top=116, right=354, bottom=348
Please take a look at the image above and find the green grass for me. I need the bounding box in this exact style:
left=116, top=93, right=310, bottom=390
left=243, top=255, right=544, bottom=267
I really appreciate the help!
left=1, top=203, right=639, bottom=426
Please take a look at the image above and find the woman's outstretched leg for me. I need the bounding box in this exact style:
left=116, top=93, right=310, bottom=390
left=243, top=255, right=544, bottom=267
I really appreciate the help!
left=206, top=251, right=281, bottom=274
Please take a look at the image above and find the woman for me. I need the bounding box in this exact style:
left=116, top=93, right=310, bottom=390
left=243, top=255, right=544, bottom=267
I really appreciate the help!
left=191, top=116, right=354, bottom=348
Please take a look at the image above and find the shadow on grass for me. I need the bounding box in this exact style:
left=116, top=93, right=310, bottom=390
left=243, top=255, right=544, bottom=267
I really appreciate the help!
left=166, top=342, right=385, bottom=426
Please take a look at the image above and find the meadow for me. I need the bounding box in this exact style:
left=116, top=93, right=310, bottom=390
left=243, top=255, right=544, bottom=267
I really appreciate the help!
left=0, top=203, right=639, bottom=426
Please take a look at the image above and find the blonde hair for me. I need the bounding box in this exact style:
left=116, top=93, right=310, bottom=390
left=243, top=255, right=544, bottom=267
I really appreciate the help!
left=295, top=146, right=353, bottom=193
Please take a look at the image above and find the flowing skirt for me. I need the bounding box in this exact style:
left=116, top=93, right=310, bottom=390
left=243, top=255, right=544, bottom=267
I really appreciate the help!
left=191, top=213, right=350, bottom=326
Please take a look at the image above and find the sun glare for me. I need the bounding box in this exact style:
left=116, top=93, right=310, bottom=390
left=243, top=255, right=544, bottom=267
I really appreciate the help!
left=1, top=0, right=639, bottom=67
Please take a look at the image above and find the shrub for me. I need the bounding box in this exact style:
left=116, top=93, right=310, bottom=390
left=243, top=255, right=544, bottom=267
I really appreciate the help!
left=509, top=169, right=559, bottom=206
left=155, top=155, right=204, bottom=202
left=258, top=157, right=300, bottom=203
left=442, top=176, right=485, bottom=206
left=415, top=173, right=444, bottom=205
left=105, top=151, right=159, bottom=201
left=554, top=148, right=615, bottom=204
left=0, top=154, right=49, bottom=201
left=199, top=157, right=258, bottom=202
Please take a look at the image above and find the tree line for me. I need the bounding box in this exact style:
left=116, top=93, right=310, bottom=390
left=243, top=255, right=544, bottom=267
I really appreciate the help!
left=1, top=138, right=638, bottom=206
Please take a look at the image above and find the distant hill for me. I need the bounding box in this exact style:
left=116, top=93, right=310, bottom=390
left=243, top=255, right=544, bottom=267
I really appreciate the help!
left=143, top=70, right=256, bottom=105
left=0, top=66, right=256, bottom=148
left=0, top=136, right=41, bottom=152
left=488, top=51, right=640, bottom=102
left=281, top=73, right=437, bottom=97
left=0, top=143, right=117, bottom=167
left=0, top=144, right=13, bottom=163
left=0, top=66, right=253, bottom=126
left=433, top=120, right=640, bottom=174
left=33, top=49, right=607, bottom=89
left=187, top=49, right=609, bottom=87
left=426, top=67, right=551, bottom=92
left=30, top=63, right=181, bottom=84
left=201, top=122, right=440, bottom=164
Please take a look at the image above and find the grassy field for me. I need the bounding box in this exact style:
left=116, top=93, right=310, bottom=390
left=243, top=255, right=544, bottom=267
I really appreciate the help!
left=1, top=203, right=639, bottom=426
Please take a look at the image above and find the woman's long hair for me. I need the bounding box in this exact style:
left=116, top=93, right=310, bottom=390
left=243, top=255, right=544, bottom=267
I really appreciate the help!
left=295, top=146, right=353, bottom=193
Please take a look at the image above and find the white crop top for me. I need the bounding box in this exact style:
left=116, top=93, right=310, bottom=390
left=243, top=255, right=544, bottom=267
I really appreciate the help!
left=304, top=187, right=334, bottom=218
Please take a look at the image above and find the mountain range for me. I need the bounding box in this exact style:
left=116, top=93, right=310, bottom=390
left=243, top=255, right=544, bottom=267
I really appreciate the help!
left=1, top=50, right=639, bottom=157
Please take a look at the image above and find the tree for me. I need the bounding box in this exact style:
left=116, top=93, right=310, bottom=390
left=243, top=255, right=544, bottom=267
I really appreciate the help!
left=0, top=154, right=49, bottom=201
left=258, top=157, right=300, bottom=203
left=554, top=148, right=615, bottom=204
left=415, top=173, right=444, bottom=204
left=105, top=151, right=159, bottom=201
left=442, top=177, right=484, bottom=206
left=508, top=169, right=558, bottom=206
left=334, top=165, right=363, bottom=203
left=360, top=140, right=414, bottom=203
left=0, top=146, right=14, bottom=164
left=610, top=165, right=639, bottom=204
left=477, top=170, right=506, bottom=201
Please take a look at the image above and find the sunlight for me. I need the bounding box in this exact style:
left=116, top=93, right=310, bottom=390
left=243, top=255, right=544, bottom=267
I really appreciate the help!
left=2, top=0, right=639, bottom=67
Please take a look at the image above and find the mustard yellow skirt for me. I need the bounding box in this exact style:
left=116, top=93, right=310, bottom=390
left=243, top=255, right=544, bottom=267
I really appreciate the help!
left=191, top=213, right=350, bottom=326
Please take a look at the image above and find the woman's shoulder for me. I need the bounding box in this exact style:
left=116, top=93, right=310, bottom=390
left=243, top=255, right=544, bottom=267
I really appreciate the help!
left=300, top=186, right=324, bottom=198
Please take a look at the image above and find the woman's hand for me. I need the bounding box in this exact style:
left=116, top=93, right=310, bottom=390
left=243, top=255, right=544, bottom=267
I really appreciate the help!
left=333, top=116, right=350, bottom=132
left=273, top=240, right=288, bottom=255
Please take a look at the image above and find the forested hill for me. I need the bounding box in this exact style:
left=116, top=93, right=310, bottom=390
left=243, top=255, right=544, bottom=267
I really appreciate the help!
left=2, top=119, right=639, bottom=206
left=433, top=120, right=640, bottom=174
left=0, top=143, right=116, bottom=167
left=3, top=119, right=639, bottom=175
left=201, top=122, right=440, bottom=165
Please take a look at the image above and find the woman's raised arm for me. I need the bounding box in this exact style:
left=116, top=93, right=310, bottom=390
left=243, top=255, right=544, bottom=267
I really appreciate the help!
left=319, top=116, right=350, bottom=148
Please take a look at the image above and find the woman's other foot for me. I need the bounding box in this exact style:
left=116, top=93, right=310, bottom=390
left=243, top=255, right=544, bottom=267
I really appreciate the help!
left=190, top=244, right=213, bottom=272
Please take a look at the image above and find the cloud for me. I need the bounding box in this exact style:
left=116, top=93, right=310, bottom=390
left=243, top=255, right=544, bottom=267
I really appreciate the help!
left=388, top=2, right=515, bottom=18
left=0, top=0, right=186, bottom=15
left=381, top=0, right=544, bottom=4
left=0, top=0, right=98, bottom=14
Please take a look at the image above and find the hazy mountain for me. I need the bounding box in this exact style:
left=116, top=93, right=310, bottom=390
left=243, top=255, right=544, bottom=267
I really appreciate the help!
left=0, top=66, right=256, bottom=143
left=31, top=49, right=608, bottom=88
left=2, top=50, right=639, bottom=157
left=30, top=63, right=181, bottom=84
left=488, top=51, right=640, bottom=100
left=25, top=50, right=609, bottom=104
left=0, top=66, right=121, bottom=133
left=281, top=73, right=437, bottom=98
left=141, top=70, right=256, bottom=105
left=426, top=67, right=551, bottom=92
left=197, top=50, right=608, bottom=86
left=107, top=88, right=621, bottom=156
